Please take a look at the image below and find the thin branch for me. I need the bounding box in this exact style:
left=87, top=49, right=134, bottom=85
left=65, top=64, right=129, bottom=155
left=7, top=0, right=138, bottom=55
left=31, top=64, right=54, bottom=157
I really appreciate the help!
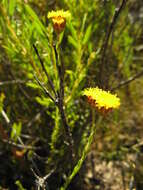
left=1, top=139, right=42, bottom=150
left=109, top=23, right=141, bottom=89
left=1, top=57, right=33, bottom=102
left=60, top=116, right=103, bottom=190
left=53, top=45, right=75, bottom=160
left=33, top=72, right=56, bottom=103
left=1, top=109, right=25, bottom=146
left=30, top=158, right=42, bottom=186
left=1, top=109, right=10, bottom=124
left=33, top=44, right=57, bottom=98
left=102, top=0, right=127, bottom=62
left=27, top=107, right=47, bottom=127
left=53, top=44, right=64, bottom=99
left=0, top=79, right=28, bottom=86
left=111, top=69, right=143, bottom=91
left=31, top=167, right=55, bottom=190
left=99, top=0, right=128, bottom=86
left=20, top=134, right=36, bottom=139
left=9, top=69, right=32, bottom=101
left=33, top=152, right=49, bottom=161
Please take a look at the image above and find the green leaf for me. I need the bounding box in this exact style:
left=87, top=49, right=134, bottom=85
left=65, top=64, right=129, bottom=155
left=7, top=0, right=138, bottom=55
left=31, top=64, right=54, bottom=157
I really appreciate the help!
left=81, top=13, right=87, bottom=33
left=36, top=96, right=52, bottom=107
left=82, top=24, right=92, bottom=45
left=11, top=122, right=22, bottom=142
left=26, top=81, right=41, bottom=90
left=67, top=22, right=77, bottom=40
left=66, top=70, right=74, bottom=83
left=9, top=0, right=16, bottom=16
left=24, top=4, right=46, bottom=35
left=2, top=0, right=8, bottom=9
left=68, top=35, right=78, bottom=49
left=15, top=180, right=26, bottom=190
left=0, top=93, right=5, bottom=113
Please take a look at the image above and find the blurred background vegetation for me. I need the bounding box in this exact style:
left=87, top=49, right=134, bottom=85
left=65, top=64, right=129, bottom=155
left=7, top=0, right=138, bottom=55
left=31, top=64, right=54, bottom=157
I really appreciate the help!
left=0, top=0, right=143, bottom=189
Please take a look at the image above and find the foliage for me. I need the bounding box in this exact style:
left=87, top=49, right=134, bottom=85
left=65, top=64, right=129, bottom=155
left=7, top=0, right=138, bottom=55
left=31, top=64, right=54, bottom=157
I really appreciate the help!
left=0, top=0, right=143, bottom=189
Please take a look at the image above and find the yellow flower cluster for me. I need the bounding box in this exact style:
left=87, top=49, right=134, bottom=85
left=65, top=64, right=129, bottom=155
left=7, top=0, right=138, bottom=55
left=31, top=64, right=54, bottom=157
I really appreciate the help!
left=83, top=87, right=120, bottom=114
left=48, top=10, right=71, bottom=20
left=48, top=10, right=71, bottom=33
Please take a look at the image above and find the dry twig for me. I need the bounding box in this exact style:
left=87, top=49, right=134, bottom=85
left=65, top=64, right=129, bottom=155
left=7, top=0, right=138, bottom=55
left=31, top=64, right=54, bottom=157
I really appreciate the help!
left=99, top=0, right=128, bottom=87
left=33, top=44, right=57, bottom=98
left=111, top=69, right=143, bottom=90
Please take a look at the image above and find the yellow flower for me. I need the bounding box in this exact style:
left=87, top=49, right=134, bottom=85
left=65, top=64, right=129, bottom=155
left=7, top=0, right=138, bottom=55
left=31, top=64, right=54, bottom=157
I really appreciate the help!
left=83, top=87, right=120, bottom=114
left=48, top=10, right=71, bottom=33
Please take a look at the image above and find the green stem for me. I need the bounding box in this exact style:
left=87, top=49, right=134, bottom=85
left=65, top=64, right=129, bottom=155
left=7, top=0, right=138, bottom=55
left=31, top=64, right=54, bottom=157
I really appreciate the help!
left=60, top=115, right=102, bottom=190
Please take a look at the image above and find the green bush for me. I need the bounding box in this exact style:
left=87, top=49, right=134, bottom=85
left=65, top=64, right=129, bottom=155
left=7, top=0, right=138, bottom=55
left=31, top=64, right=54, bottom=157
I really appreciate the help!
left=0, top=0, right=143, bottom=189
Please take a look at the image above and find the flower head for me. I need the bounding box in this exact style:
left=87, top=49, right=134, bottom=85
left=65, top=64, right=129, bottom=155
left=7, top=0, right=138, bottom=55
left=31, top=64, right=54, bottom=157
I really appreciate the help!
left=48, top=10, right=71, bottom=33
left=83, top=87, right=120, bottom=114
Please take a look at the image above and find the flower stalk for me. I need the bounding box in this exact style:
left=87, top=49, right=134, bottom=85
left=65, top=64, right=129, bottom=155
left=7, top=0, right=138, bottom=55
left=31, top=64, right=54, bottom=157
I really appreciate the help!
left=60, top=116, right=103, bottom=190
left=53, top=44, right=75, bottom=161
